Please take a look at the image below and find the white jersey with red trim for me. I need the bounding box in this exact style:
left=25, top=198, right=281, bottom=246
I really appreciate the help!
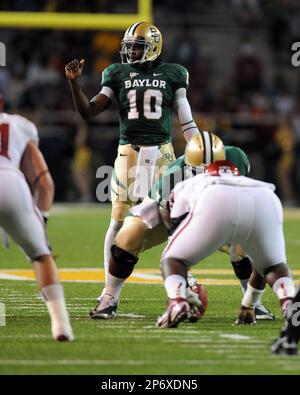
left=0, top=112, right=38, bottom=170
left=170, top=173, right=276, bottom=219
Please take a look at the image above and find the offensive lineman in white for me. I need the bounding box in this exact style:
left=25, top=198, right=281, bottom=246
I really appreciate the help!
left=157, top=159, right=295, bottom=328
left=0, top=95, right=74, bottom=341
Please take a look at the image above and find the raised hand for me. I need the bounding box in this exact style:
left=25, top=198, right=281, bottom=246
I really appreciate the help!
left=65, top=59, right=85, bottom=81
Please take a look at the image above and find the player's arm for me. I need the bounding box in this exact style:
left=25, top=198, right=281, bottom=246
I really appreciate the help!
left=174, top=88, right=200, bottom=142
left=65, top=59, right=111, bottom=120
left=20, top=141, right=54, bottom=222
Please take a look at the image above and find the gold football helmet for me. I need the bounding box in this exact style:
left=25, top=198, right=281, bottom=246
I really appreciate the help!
left=120, top=22, right=162, bottom=64
left=185, top=131, right=225, bottom=168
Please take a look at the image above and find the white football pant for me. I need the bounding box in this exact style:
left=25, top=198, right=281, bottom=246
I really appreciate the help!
left=162, top=184, right=286, bottom=276
left=0, top=168, right=51, bottom=260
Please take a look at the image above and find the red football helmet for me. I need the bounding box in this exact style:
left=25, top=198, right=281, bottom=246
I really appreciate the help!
left=205, top=160, right=240, bottom=176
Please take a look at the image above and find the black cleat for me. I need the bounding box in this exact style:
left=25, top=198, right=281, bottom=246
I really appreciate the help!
left=89, top=294, right=118, bottom=319
left=271, top=336, right=298, bottom=355
left=255, top=304, right=275, bottom=321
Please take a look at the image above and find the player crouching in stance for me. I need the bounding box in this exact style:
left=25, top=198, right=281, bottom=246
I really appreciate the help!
left=157, top=160, right=295, bottom=328
left=90, top=132, right=273, bottom=320
left=0, top=96, right=74, bottom=341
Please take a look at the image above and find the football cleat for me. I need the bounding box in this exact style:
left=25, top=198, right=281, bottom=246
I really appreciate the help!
left=157, top=298, right=190, bottom=328
left=89, top=294, right=118, bottom=319
left=270, top=336, right=298, bottom=355
left=255, top=304, right=275, bottom=321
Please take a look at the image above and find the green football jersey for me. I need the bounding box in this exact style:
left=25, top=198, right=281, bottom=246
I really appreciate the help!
left=100, top=62, right=189, bottom=145
left=150, top=145, right=250, bottom=204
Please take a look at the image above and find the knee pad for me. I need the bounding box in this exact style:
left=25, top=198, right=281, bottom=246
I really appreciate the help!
left=231, top=257, right=253, bottom=280
left=111, top=244, right=138, bottom=267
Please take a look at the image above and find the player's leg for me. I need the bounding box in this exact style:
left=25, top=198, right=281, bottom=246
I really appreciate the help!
left=236, top=188, right=295, bottom=325
left=90, top=215, right=168, bottom=319
left=245, top=268, right=275, bottom=319
left=0, top=172, right=73, bottom=341
left=100, top=145, right=137, bottom=295
left=234, top=266, right=267, bottom=325
left=32, top=255, right=74, bottom=341
left=103, top=144, right=136, bottom=277
left=91, top=215, right=148, bottom=319
left=223, top=244, right=274, bottom=320
left=103, top=202, right=129, bottom=277
left=157, top=188, right=231, bottom=328
left=271, top=285, right=300, bottom=355
left=93, top=142, right=173, bottom=318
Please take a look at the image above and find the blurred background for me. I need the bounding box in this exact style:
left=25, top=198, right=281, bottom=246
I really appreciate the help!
left=1, top=0, right=300, bottom=205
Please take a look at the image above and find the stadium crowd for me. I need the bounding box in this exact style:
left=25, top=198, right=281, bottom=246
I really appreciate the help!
left=0, top=0, right=300, bottom=204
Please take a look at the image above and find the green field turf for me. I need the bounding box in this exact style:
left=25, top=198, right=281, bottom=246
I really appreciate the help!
left=0, top=204, right=300, bottom=375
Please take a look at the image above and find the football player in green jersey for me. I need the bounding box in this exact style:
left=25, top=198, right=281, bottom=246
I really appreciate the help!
left=90, top=132, right=274, bottom=321
left=66, top=22, right=201, bottom=302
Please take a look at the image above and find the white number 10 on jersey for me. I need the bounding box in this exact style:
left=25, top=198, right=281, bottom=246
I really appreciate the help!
left=127, top=89, right=162, bottom=120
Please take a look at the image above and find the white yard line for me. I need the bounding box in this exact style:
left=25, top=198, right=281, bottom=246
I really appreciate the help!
left=0, top=358, right=297, bottom=367
left=0, top=274, right=31, bottom=281
left=220, top=334, right=252, bottom=340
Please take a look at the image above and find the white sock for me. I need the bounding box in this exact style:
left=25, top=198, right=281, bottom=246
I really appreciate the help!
left=41, top=284, right=74, bottom=340
left=241, top=283, right=265, bottom=309
left=164, top=275, right=187, bottom=299
left=105, top=272, right=125, bottom=300
left=100, top=219, right=123, bottom=298
left=240, top=279, right=263, bottom=307
left=253, top=291, right=263, bottom=308
left=273, top=277, right=295, bottom=300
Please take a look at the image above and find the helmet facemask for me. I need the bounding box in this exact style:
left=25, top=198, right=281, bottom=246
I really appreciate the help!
left=120, top=38, right=153, bottom=64
left=184, top=164, right=206, bottom=179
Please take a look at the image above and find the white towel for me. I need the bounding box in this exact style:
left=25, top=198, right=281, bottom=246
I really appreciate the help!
left=133, top=146, right=162, bottom=199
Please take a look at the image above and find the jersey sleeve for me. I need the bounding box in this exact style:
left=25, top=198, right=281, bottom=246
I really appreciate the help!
left=99, top=63, right=120, bottom=94
left=171, top=64, right=189, bottom=92
left=225, top=146, right=250, bottom=176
